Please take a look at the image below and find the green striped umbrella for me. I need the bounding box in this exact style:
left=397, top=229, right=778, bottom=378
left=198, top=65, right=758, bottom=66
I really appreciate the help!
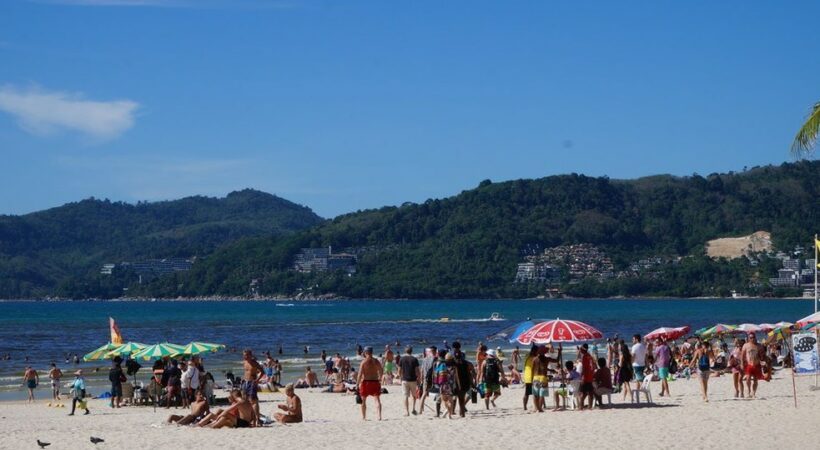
left=178, top=342, right=226, bottom=356
left=83, top=342, right=120, bottom=361
left=105, top=342, right=147, bottom=358
left=132, top=343, right=186, bottom=361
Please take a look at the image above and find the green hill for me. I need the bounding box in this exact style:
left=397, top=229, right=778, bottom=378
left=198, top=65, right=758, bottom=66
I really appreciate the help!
left=132, top=161, right=820, bottom=299
left=0, top=189, right=324, bottom=298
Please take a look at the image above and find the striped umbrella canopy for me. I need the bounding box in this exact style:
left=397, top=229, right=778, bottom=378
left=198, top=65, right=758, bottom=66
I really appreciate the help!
left=696, top=324, right=737, bottom=338
left=132, top=343, right=186, bottom=361
left=105, top=342, right=147, bottom=358
left=516, top=318, right=603, bottom=345
left=178, top=342, right=225, bottom=356
left=758, top=323, right=778, bottom=332
left=645, top=326, right=690, bottom=341
left=83, top=342, right=119, bottom=361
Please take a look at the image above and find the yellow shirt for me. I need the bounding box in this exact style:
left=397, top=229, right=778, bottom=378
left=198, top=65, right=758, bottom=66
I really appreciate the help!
left=523, top=355, right=534, bottom=383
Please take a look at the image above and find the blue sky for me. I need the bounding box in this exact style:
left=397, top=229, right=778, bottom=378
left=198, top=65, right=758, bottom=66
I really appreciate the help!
left=1, top=0, right=819, bottom=218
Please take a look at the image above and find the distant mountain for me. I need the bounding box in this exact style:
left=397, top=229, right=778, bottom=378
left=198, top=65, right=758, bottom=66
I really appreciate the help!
left=137, top=161, right=819, bottom=299
left=0, top=189, right=324, bottom=297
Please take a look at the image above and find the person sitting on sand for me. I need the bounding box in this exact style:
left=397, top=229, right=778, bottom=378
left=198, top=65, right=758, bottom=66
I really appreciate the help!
left=507, top=365, right=521, bottom=385
left=167, top=391, right=210, bottom=425
left=200, top=389, right=257, bottom=428
left=274, top=383, right=303, bottom=424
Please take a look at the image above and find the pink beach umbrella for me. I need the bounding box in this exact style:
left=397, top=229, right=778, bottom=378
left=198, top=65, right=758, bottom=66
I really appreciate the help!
left=516, top=318, right=603, bottom=345
left=736, top=323, right=762, bottom=333
left=796, top=311, right=820, bottom=328
left=645, top=326, right=690, bottom=341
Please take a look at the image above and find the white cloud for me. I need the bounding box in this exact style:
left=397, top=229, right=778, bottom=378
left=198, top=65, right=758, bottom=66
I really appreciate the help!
left=0, top=84, right=138, bottom=140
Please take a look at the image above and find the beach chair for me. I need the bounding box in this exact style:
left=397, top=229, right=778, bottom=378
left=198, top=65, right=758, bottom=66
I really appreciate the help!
left=567, top=380, right=582, bottom=409
left=121, top=382, right=135, bottom=405
left=631, top=377, right=653, bottom=404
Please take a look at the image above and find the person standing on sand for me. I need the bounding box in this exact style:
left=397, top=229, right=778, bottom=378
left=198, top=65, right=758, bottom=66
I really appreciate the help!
left=357, top=346, right=383, bottom=420
left=741, top=334, right=763, bottom=398
left=690, top=341, right=713, bottom=402
left=654, top=339, right=672, bottom=397
left=48, top=362, right=63, bottom=401
left=578, top=344, right=596, bottom=410
left=478, top=349, right=506, bottom=410
left=418, top=346, right=437, bottom=416
left=511, top=346, right=521, bottom=371
left=522, top=346, right=537, bottom=411
left=242, top=349, right=264, bottom=421
left=451, top=342, right=474, bottom=418
left=109, top=357, right=126, bottom=408
left=23, top=366, right=39, bottom=402
left=631, top=334, right=647, bottom=394
left=397, top=346, right=421, bottom=416
left=384, top=345, right=395, bottom=377
left=729, top=338, right=745, bottom=398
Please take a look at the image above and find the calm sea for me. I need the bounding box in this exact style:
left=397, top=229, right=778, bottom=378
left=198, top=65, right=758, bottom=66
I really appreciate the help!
left=0, top=298, right=814, bottom=401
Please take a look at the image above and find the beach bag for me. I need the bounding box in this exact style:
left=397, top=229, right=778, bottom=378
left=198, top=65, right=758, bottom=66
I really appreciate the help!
left=669, top=357, right=678, bottom=375
left=78, top=398, right=88, bottom=410
left=483, top=359, right=500, bottom=385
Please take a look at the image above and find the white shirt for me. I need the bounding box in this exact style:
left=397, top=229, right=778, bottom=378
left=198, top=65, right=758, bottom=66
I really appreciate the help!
left=183, top=366, right=199, bottom=389
left=631, top=342, right=647, bottom=366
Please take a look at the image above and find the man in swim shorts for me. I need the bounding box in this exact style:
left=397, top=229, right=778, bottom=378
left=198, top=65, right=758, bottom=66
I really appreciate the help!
left=653, top=339, right=672, bottom=397
left=24, top=366, right=39, bottom=403
left=357, top=346, right=383, bottom=420
left=741, top=333, right=764, bottom=398
left=242, top=349, right=264, bottom=422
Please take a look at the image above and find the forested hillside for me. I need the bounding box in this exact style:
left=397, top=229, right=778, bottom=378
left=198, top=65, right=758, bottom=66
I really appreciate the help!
left=0, top=189, right=323, bottom=297
left=131, top=161, right=820, bottom=299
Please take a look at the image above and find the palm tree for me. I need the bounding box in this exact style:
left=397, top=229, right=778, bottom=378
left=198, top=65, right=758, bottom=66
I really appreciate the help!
left=792, top=101, right=820, bottom=158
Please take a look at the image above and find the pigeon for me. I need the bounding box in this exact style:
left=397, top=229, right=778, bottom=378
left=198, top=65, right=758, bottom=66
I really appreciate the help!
left=37, top=440, right=51, bottom=448
left=90, top=436, right=105, bottom=444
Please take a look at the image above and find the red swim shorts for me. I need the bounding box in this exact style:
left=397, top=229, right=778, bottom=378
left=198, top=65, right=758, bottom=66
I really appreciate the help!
left=744, top=364, right=762, bottom=379
left=360, top=380, right=381, bottom=398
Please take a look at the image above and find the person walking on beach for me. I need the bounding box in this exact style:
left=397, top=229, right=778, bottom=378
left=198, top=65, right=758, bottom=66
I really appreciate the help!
left=479, top=349, right=506, bottom=410
left=654, top=339, right=672, bottom=397
left=398, top=346, right=421, bottom=416
left=357, top=346, right=383, bottom=421
left=384, top=345, right=395, bottom=377
left=530, top=347, right=551, bottom=412
left=729, top=338, right=745, bottom=398
left=511, top=346, right=521, bottom=371
left=68, top=370, right=89, bottom=415
left=48, top=362, right=63, bottom=401
left=617, top=340, right=633, bottom=400
left=418, top=346, right=437, bottom=416
left=23, top=366, right=39, bottom=402
left=451, top=341, right=474, bottom=417
left=242, top=349, right=264, bottom=421
left=690, top=341, right=714, bottom=402
left=741, top=334, right=763, bottom=398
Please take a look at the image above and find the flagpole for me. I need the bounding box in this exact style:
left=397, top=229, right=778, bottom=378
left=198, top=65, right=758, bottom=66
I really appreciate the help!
left=815, top=233, right=818, bottom=314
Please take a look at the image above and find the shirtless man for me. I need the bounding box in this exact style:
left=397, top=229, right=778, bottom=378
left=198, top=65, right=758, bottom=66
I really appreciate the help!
left=23, top=366, right=39, bottom=402
left=741, top=333, right=764, bottom=398
left=242, top=349, right=264, bottom=422
left=48, top=363, right=63, bottom=401
left=201, top=390, right=257, bottom=428
left=274, top=383, right=303, bottom=424
left=357, top=346, right=383, bottom=420
left=167, top=391, right=210, bottom=425
left=529, top=348, right=558, bottom=412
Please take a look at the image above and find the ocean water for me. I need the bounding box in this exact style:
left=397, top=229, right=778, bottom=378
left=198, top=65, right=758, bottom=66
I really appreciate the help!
left=0, top=298, right=814, bottom=401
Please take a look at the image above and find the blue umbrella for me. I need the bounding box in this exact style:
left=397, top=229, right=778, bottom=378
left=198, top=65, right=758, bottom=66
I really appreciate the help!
left=487, top=320, right=536, bottom=343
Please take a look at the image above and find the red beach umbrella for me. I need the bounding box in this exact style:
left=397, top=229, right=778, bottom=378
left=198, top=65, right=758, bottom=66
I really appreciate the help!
left=516, top=318, right=603, bottom=345
left=645, top=326, right=690, bottom=341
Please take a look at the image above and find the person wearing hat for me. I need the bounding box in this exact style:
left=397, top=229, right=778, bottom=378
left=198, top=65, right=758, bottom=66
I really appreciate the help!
left=68, top=370, right=89, bottom=416
left=478, top=349, right=507, bottom=410
left=356, top=346, right=383, bottom=420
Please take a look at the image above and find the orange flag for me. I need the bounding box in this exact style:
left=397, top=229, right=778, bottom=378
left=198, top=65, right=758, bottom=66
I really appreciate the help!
left=110, top=317, right=123, bottom=345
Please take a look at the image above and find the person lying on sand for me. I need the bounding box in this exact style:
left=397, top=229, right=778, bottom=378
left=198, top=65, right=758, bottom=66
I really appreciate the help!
left=274, top=384, right=303, bottom=424
left=197, top=389, right=257, bottom=428
left=167, top=391, right=210, bottom=425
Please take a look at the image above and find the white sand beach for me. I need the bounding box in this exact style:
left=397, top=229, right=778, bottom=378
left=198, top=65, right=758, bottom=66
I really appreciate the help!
left=2, top=371, right=819, bottom=450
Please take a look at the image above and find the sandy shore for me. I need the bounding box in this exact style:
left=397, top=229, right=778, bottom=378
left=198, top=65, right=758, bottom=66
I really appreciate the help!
left=2, top=371, right=819, bottom=449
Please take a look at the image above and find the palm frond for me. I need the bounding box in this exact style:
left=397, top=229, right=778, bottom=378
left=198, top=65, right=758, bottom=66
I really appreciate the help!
left=791, top=101, right=820, bottom=159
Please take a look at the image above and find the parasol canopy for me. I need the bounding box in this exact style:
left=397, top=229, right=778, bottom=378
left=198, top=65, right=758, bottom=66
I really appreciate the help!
left=105, top=342, right=147, bottom=358
left=516, top=318, right=603, bottom=345
left=736, top=323, right=762, bottom=333
left=177, top=342, right=226, bottom=356
left=696, top=324, right=737, bottom=338
left=796, top=311, right=820, bottom=328
left=83, top=342, right=120, bottom=361
left=645, top=326, right=690, bottom=341
left=132, top=342, right=186, bottom=361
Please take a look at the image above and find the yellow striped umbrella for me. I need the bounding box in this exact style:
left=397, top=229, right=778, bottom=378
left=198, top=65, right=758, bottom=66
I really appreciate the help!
left=83, top=343, right=119, bottom=361
left=132, top=343, right=186, bottom=361
left=178, top=342, right=225, bottom=356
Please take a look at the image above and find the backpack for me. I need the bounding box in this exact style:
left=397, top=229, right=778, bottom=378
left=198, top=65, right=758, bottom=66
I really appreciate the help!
left=483, top=358, right=500, bottom=384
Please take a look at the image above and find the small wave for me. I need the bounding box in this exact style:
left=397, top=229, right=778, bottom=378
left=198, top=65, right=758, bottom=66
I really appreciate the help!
left=275, top=304, right=295, bottom=307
